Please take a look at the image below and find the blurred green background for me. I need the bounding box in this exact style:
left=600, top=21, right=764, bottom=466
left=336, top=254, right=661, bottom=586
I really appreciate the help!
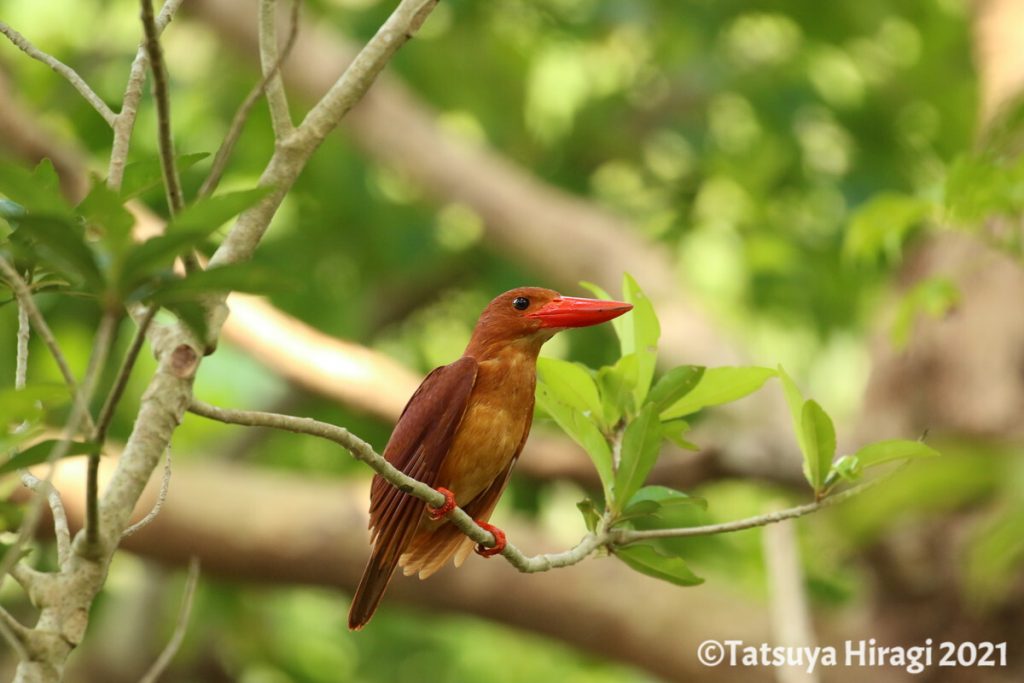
left=2, top=0, right=1022, bottom=681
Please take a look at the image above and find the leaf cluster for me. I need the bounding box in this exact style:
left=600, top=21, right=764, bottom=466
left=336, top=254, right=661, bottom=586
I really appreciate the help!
left=0, top=158, right=275, bottom=340
left=536, top=274, right=938, bottom=586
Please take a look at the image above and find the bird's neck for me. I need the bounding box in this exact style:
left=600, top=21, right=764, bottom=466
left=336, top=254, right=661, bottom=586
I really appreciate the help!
left=463, top=332, right=549, bottom=365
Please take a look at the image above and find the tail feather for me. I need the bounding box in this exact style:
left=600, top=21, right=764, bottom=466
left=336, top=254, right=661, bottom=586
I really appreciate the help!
left=348, top=550, right=399, bottom=631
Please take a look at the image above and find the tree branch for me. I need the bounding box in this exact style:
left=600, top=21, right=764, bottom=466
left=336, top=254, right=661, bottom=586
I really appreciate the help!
left=187, top=400, right=879, bottom=577
left=0, top=255, right=95, bottom=433
left=198, top=0, right=300, bottom=198
left=140, top=0, right=184, bottom=215
left=87, top=306, right=158, bottom=550
left=187, top=399, right=576, bottom=569
left=15, top=287, right=29, bottom=390
left=120, top=446, right=172, bottom=539
left=21, top=473, right=72, bottom=569
left=0, top=605, right=29, bottom=661
left=207, top=0, right=440, bottom=271
left=613, top=475, right=888, bottom=544
left=258, top=0, right=296, bottom=139
left=0, top=22, right=116, bottom=126
left=108, top=0, right=186, bottom=190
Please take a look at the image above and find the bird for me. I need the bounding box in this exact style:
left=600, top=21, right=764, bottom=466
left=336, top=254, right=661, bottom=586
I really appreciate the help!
left=348, top=286, right=632, bottom=630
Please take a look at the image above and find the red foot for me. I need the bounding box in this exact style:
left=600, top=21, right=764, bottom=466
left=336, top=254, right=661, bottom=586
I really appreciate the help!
left=427, top=487, right=456, bottom=520
left=474, top=520, right=507, bottom=558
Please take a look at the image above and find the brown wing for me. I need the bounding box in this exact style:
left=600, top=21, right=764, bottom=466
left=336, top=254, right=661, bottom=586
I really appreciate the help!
left=349, top=356, right=478, bottom=630
left=400, top=409, right=534, bottom=579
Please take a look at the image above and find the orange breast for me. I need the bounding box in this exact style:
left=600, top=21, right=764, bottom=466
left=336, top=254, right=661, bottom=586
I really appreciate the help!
left=436, top=352, right=536, bottom=506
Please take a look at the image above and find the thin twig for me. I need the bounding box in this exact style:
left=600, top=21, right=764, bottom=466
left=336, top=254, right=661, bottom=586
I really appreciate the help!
left=92, top=305, right=157, bottom=446
left=108, top=0, right=186, bottom=190
left=198, top=0, right=301, bottom=199
left=612, top=474, right=890, bottom=544
left=121, top=446, right=172, bottom=538
left=86, top=306, right=157, bottom=550
left=15, top=290, right=29, bottom=390
left=0, top=255, right=95, bottom=432
left=0, top=605, right=28, bottom=661
left=258, top=0, right=296, bottom=140
left=0, top=22, right=117, bottom=126
left=21, top=472, right=71, bottom=569
left=138, top=557, right=200, bottom=683
left=140, top=0, right=184, bottom=215
left=8, top=562, right=46, bottom=593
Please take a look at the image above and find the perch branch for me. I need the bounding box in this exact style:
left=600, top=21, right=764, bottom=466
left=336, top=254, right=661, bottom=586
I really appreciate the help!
left=187, top=400, right=879, bottom=574
left=0, top=22, right=116, bottom=126
left=613, top=475, right=888, bottom=544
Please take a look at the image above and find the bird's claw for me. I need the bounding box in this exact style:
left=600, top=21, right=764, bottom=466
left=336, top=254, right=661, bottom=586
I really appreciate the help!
left=474, top=520, right=506, bottom=558
left=427, top=487, right=456, bottom=520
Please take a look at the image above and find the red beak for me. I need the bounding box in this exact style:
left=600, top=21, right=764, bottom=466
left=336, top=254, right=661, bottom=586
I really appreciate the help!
left=526, top=296, right=633, bottom=328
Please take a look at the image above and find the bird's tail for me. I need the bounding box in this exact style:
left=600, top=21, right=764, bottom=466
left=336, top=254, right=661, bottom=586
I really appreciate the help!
left=348, top=544, right=402, bottom=630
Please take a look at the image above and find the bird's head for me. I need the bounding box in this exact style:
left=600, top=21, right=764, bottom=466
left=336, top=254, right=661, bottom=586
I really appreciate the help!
left=466, top=286, right=633, bottom=358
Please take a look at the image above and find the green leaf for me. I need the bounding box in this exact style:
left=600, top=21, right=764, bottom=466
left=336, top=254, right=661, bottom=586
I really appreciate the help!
left=0, top=159, right=72, bottom=219
left=536, top=358, right=604, bottom=428
left=891, top=278, right=959, bottom=349
left=580, top=280, right=626, bottom=348
left=0, top=385, right=71, bottom=424
left=647, top=365, right=705, bottom=413
left=10, top=215, right=105, bottom=293
left=843, top=192, right=932, bottom=265
left=945, top=153, right=1024, bottom=223
left=831, top=454, right=862, bottom=483
left=143, top=263, right=280, bottom=303
left=852, top=439, right=939, bottom=469
left=619, top=485, right=706, bottom=523
left=164, top=300, right=208, bottom=342
left=614, top=544, right=703, bottom=586
left=661, top=418, right=698, bottom=450
left=596, top=353, right=637, bottom=425
left=120, top=152, right=210, bottom=198
left=576, top=499, right=601, bottom=533
left=800, top=399, right=836, bottom=493
left=622, top=274, right=659, bottom=406
left=117, top=229, right=220, bottom=295
left=168, top=187, right=270, bottom=234
left=0, top=199, right=26, bottom=234
left=76, top=181, right=135, bottom=255
left=777, top=365, right=806, bottom=456
left=536, top=383, right=614, bottom=500
left=660, top=366, right=775, bottom=419
left=0, top=439, right=101, bottom=475
left=613, top=403, right=663, bottom=511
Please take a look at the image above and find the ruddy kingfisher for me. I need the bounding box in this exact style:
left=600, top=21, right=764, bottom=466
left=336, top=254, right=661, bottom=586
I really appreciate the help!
left=348, top=287, right=632, bottom=630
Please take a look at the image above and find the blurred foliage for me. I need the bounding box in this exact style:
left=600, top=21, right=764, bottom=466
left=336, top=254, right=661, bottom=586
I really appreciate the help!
left=3, top=0, right=1021, bottom=680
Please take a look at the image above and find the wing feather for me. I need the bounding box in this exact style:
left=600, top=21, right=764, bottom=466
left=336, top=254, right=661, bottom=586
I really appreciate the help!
left=349, top=356, right=478, bottom=630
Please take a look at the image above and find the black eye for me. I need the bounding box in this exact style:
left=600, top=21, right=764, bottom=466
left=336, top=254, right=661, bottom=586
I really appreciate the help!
left=512, top=296, right=530, bottom=311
